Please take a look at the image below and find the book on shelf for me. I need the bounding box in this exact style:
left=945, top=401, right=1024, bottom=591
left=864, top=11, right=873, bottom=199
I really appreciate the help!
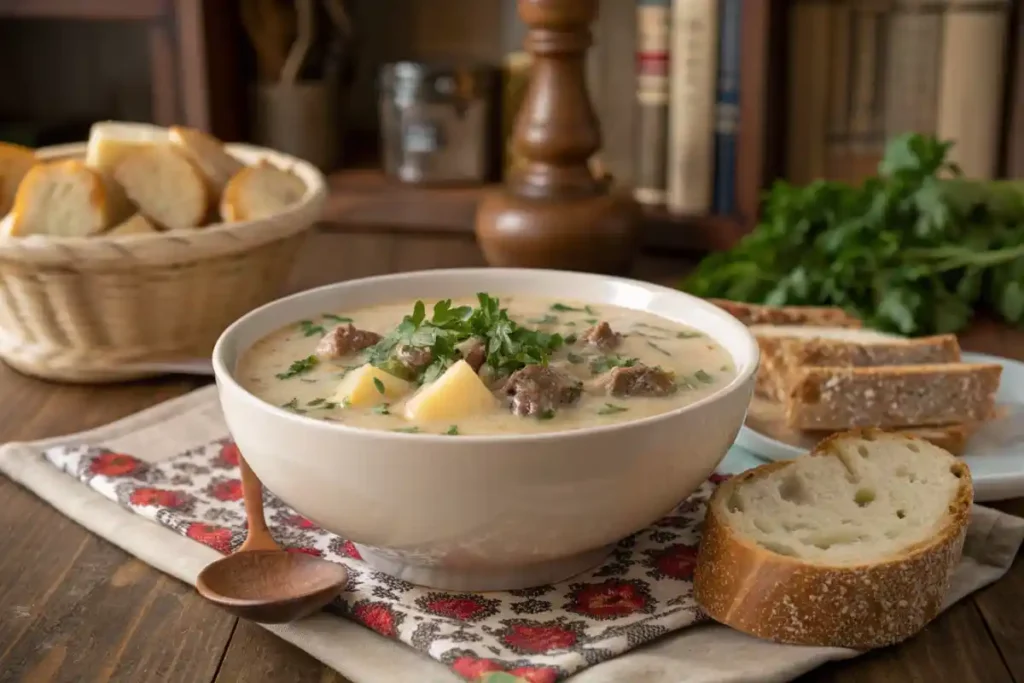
left=935, top=0, right=1011, bottom=179
left=1007, top=2, right=1024, bottom=177
left=666, top=0, right=719, bottom=214
left=785, top=1, right=832, bottom=185
left=883, top=0, right=942, bottom=141
left=634, top=0, right=672, bottom=208
left=712, top=0, right=741, bottom=215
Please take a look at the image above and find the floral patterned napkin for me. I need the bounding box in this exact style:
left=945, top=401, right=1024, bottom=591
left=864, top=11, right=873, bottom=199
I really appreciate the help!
left=43, top=436, right=727, bottom=683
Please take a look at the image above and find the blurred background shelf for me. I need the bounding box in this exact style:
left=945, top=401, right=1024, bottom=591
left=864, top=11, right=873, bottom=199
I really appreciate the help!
left=322, top=169, right=745, bottom=252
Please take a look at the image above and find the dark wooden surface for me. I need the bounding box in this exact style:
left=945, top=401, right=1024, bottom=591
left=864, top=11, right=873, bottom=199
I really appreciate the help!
left=1, top=229, right=1023, bottom=683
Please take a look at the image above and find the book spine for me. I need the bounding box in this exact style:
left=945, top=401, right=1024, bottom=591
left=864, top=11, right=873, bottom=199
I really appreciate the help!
left=883, top=1, right=943, bottom=140
left=785, top=1, right=832, bottom=184
left=1007, top=2, right=1024, bottom=176
left=666, top=0, right=719, bottom=214
left=712, top=0, right=741, bottom=215
left=841, top=5, right=885, bottom=182
left=936, top=0, right=1012, bottom=179
left=634, top=0, right=672, bottom=207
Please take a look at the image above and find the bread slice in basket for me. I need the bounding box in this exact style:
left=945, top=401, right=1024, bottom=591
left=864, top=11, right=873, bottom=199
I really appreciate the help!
left=0, top=141, right=35, bottom=215
left=169, top=126, right=244, bottom=194
left=8, top=160, right=129, bottom=237
left=786, top=363, right=1002, bottom=430
left=112, top=144, right=209, bottom=230
left=220, top=162, right=305, bottom=222
left=695, top=430, right=972, bottom=649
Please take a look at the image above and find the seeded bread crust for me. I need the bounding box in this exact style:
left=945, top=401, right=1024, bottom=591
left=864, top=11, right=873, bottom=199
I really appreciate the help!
left=766, top=335, right=962, bottom=401
left=694, top=429, right=973, bottom=649
left=709, top=300, right=862, bottom=328
left=786, top=363, right=1002, bottom=430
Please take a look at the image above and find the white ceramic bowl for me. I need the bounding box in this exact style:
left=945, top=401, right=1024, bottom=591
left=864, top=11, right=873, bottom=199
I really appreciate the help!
left=213, top=269, right=759, bottom=590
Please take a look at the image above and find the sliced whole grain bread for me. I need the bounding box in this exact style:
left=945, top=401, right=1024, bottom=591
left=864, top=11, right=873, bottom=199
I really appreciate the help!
left=786, top=363, right=1002, bottom=430
left=694, top=429, right=972, bottom=649
left=709, top=299, right=862, bottom=328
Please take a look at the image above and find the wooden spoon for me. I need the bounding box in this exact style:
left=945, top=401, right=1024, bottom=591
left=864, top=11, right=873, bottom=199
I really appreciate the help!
left=195, top=454, right=347, bottom=623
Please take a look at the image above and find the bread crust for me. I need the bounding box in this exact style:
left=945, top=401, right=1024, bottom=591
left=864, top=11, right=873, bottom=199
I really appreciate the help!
left=694, top=429, right=973, bottom=649
left=0, top=141, right=35, bottom=216
left=9, top=160, right=111, bottom=237
left=709, top=300, right=862, bottom=328
left=169, top=125, right=244, bottom=194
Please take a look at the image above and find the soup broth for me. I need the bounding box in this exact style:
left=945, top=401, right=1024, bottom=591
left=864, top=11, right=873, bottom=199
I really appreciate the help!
left=237, top=294, right=736, bottom=435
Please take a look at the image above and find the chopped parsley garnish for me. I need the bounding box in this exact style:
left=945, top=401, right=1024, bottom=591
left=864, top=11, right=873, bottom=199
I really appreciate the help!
left=281, top=398, right=305, bottom=413
left=564, top=333, right=578, bottom=345
left=564, top=321, right=577, bottom=327
left=446, top=425, right=459, bottom=435
left=373, top=377, right=386, bottom=394
left=299, top=320, right=325, bottom=337
left=589, top=355, right=638, bottom=375
left=299, top=378, right=317, bottom=384
left=677, top=331, right=704, bottom=339
left=340, top=397, right=352, bottom=408
left=567, top=352, right=585, bottom=364
left=583, top=318, right=598, bottom=325
left=373, top=403, right=390, bottom=415
left=305, top=398, right=338, bottom=410
left=307, top=398, right=326, bottom=406
left=597, top=403, right=628, bottom=415
left=528, top=314, right=559, bottom=325
left=635, top=322, right=674, bottom=334
left=647, top=340, right=670, bottom=356
left=538, top=409, right=556, bottom=420
left=392, top=426, right=420, bottom=433
left=366, top=294, right=564, bottom=383
left=323, top=313, right=353, bottom=323
left=550, top=302, right=598, bottom=314
left=276, top=355, right=319, bottom=379
left=694, top=369, right=714, bottom=384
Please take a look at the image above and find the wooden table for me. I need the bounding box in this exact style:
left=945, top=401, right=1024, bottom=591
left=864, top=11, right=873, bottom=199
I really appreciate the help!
left=1, top=228, right=1023, bottom=683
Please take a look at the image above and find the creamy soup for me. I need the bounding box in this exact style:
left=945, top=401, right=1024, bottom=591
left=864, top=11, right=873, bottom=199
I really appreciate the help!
left=237, top=294, right=736, bottom=435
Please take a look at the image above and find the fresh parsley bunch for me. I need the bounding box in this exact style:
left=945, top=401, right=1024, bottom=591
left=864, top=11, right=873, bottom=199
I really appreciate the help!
left=683, top=134, right=1024, bottom=336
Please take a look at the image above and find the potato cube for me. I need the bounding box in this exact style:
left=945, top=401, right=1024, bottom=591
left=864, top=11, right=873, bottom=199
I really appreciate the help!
left=333, top=364, right=411, bottom=408
left=404, top=359, right=498, bottom=422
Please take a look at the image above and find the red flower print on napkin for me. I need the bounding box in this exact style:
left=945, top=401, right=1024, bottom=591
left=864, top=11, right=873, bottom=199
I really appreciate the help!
left=208, top=478, right=243, bottom=502
left=128, top=487, right=188, bottom=509
left=565, top=579, right=653, bottom=619
left=286, top=546, right=323, bottom=557
left=451, top=658, right=558, bottom=683
left=352, top=600, right=403, bottom=638
left=452, top=656, right=505, bottom=679
left=285, top=513, right=318, bottom=529
left=500, top=621, right=579, bottom=654
left=507, top=666, right=559, bottom=683
left=645, top=543, right=699, bottom=580
left=88, top=451, right=145, bottom=477
left=215, top=441, right=241, bottom=468
left=185, top=522, right=233, bottom=554
left=417, top=593, right=501, bottom=622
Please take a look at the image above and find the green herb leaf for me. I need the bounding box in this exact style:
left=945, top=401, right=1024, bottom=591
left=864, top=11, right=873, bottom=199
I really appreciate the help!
left=322, top=313, right=353, bottom=323
left=528, top=314, right=559, bottom=325
left=373, top=377, right=386, bottom=394
left=276, top=355, right=319, bottom=379
left=564, top=333, right=578, bottom=345
left=446, top=425, right=459, bottom=435
left=694, top=369, right=714, bottom=384
left=281, top=397, right=304, bottom=412
left=550, top=303, right=583, bottom=312
left=299, top=320, right=326, bottom=337
left=647, top=340, right=670, bottom=356
left=392, top=426, right=420, bottom=433
left=597, top=403, right=628, bottom=415
left=589, top=355, right=638, bottom=375
left=677, top=331, right=703, bottom=338
left=538, top=409, right=556, bottom=420
left=373, top=403, right=390, bottom=415
left=567, top=352, right=584, bottom=364
left=584, top=318, right=598, bottom=325
left=307, top=397, right=326, bottom=406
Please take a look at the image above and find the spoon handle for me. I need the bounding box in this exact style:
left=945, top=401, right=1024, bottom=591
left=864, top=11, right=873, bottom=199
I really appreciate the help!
left=238, top=454, right=281, bottom=552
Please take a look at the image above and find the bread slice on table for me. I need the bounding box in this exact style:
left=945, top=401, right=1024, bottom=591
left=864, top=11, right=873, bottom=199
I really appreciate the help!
left=113, top=144, right=209, bottom=230
left=169, top=126, right=244, bottom=195
left=106, top=213, right=159, bottom=237
left=85, top=120, right=168, bottom=175
left=763, top=334, right=962, bottom=401
left=709, top=299, right=863, bottom=328
left=0, top=142, right=35, bottom=216
left=786, top=363, right=1002, bottom=430
left=695, top=429, right=972, bottom=649
left=752, top=325, right=898, bottom=400
left=8, top=160, right=127, bottom=237
left=220, top=162, right=306, bottom=222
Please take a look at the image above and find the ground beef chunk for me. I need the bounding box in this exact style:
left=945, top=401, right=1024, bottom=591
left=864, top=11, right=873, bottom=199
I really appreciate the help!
left=395, top=344, right=433, bottom=372
left=501, top=364, right=583, bottom=417
left=595, top=363, right=677, bottom=397
left=314, top=324, right=382, bottom=359
left=457, top=338, right=487, bottom=373
left=581, top=321, right=622, bottom=350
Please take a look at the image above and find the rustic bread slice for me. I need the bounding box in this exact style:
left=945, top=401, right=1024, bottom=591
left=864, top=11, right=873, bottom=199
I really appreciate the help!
left=0, top=142, right=35, bottom=216
left=695, top=429, right=972, bottom=649
left=169, top=126, right=244, bottom=195
left=752, top=326, right=899, bottom=400
left=85, top=120, right=168, bottom=175
left=897, top=423, right=980, bottom=456
left=112, top=144, right=209, bottom=230
left=220, top=162, right=305, bottom=222
left=8, top=160, right=124, bottom=237
left=786, top=363, right=1002, bottom=430
left=764, top=334, right=961, bottom=402
left=106, top=213, right=159, bottom=236
left=710, top=299, right=862, bottom=328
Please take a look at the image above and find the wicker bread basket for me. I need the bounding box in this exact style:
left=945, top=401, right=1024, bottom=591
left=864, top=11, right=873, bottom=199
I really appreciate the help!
left=0, top=142, right=326, bottom=382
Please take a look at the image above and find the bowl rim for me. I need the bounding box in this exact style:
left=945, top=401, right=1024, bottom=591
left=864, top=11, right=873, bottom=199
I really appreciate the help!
left=212, top=268, right=760, bottom=444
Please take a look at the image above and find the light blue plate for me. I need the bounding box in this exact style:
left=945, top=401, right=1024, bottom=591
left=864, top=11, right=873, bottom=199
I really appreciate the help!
left=731, top=352, right=1024, bottom=502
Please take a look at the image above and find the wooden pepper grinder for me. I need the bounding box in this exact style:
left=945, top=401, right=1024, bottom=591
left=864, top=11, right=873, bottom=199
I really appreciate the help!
left=475, top=0, right=639, bottom=274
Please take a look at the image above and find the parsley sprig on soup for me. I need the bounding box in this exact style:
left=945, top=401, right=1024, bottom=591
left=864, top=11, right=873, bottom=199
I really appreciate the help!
left=238, top=294, right=735, bottom=435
